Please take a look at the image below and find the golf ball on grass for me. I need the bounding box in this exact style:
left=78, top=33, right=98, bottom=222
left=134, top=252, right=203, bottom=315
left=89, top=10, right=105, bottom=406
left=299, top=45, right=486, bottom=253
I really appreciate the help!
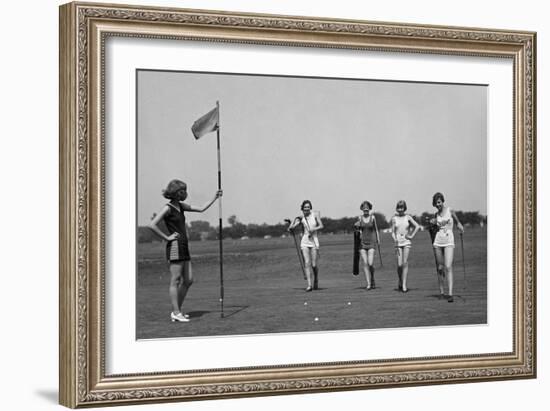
left=304, top=302, right=308, bottom=306
left=314, top=317, right=319, bottom=322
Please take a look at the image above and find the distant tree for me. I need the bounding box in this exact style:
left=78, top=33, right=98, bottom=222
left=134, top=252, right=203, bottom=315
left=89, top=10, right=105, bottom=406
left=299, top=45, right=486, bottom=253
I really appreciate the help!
left=137, top=226, right=156, bottom=243
left=189, top=220, right=211, bottom=232
left=419, top=211, right=435, bottom=226
left=245, top=223, right=262, bottom=238
left=185, top=220, right=210, bottom=241
left=224, top=215, right=247, bottom=239
left=416, top=210, right=487, bottom=227
left=192, top=210, right=486, bottom=242
left=372, top=212, right=389, bottom=229
left=206, top=229, right=218, bottom=241
left=454, top=211, right=484, bottom=225
left=187, top=231, right=202, bottom=241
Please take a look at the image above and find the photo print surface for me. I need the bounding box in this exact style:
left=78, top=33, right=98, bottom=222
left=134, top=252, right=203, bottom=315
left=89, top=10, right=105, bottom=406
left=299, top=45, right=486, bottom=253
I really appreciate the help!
left=136, top=69, right=487, bottom=339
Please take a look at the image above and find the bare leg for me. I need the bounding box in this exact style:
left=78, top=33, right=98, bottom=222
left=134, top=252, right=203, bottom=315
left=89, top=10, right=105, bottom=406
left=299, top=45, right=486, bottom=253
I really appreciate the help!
left=169, top=262, right=184, bottom=314
left=396, top=247, right=403, bottom=290
left=444, top=247, right=455, bottom=300
left=360, top=249, right=370, bottom=289
left=434, top=247, right=446, bottom=296
left=402, top=247, right=411, bottom=292
left=367, top=249, right=376, bottom=288
left=302, top=248, right=313, bottom=290
left=311, top=248, right=319, bottom=289
left=178, top=261, right=193, bottom=312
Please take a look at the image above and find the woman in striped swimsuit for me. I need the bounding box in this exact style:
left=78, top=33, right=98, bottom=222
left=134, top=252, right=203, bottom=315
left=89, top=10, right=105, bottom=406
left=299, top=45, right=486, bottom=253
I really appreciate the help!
left=354, top=201, right=380, bottom=290
left=150, top=179, right=222, bottom=322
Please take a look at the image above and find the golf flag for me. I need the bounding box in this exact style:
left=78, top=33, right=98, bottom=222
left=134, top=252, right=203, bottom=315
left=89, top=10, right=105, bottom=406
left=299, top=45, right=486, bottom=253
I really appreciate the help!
left=191, top=101, right=225, bottom=317
left=191, top=105, right=219, bottom=139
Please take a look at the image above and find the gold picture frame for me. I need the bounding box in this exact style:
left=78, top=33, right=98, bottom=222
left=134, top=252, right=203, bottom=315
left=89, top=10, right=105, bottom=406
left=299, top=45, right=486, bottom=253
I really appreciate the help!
left=59, top=1, right=536, bottom=408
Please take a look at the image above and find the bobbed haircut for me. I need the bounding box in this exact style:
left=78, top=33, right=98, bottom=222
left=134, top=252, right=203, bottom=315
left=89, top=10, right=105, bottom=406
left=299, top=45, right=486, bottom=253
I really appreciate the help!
left=396, top=200, right=407, bottom=211
left=301, top=200, right=313, bottom=210
left=162, top=179, right=187, bottom=200
left=432, top=192, right=445, bottom=207
left=360, top=201, right=373, bottom=211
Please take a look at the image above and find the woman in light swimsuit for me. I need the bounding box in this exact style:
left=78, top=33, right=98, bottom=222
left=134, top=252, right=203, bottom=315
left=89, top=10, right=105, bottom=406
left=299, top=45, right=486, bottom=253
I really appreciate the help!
left=430, top=192, right=464, bottom=303
left=288, top=200, right=324, bottom=292
left=390, top=200, right=421, bottom=293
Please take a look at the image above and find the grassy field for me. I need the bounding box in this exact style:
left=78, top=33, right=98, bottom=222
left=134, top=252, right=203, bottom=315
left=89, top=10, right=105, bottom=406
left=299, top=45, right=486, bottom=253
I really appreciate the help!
left=136, top=227, right=487, bottom=339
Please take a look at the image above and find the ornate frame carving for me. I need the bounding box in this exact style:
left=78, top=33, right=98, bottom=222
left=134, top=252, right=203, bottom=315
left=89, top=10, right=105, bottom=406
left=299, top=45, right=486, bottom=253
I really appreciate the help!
left=59, top=2, right=536, bottom=408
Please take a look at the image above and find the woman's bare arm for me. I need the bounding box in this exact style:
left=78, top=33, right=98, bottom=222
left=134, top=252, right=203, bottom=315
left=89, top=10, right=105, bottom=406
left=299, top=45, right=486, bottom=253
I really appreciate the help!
left=407, top=215, right=421, bottom=239
left=182, top=190, right=222, bottom=213
left=149, top=206, right=177, bottom=241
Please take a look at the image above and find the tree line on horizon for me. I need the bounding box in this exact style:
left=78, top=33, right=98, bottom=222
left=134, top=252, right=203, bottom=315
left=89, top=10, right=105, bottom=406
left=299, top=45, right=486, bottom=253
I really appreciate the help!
left=138, top=211, right=487, bottom=243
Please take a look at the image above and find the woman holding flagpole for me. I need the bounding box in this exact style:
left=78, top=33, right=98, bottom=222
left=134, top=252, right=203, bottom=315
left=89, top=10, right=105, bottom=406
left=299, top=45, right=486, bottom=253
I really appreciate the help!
left=429, top=192, right=464, bottom=303
left=149, top=179, right=222, bottom=322
left=288, top=200, right=324, bottom=292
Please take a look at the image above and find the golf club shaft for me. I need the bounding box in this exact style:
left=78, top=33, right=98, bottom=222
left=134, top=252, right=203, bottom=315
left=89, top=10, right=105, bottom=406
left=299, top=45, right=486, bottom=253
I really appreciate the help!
left=286, top=219, right=307, bottom=279
left=373, top=217, right=383, bottom=267
left=460, top=232, right=466, bottom=291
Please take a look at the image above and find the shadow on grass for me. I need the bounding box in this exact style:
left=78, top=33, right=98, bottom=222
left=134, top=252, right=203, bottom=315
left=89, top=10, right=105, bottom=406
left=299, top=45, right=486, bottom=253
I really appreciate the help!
left=222, top=305, right=250, bottom=319
left=426, top=293, right=467, bottom=303
left=187, top=310, right=211, bottom=318
left=427, top=293, right=447, bottom=300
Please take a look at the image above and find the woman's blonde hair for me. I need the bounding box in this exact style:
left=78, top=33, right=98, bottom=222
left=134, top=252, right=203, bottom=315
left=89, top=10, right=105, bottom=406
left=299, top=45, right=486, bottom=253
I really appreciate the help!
left=162, top=179, right=187, bottom=200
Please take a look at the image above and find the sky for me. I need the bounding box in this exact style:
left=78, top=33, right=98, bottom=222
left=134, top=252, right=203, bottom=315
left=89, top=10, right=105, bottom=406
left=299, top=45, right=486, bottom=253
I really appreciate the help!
left=137, top=70, right=487, bottom=226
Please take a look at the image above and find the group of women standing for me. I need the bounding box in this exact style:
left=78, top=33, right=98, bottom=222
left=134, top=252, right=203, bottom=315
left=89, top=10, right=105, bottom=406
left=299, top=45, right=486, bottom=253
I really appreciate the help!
left=288, top=192, right=464, bottom=303
left=149, top=178, right=465, bottom=323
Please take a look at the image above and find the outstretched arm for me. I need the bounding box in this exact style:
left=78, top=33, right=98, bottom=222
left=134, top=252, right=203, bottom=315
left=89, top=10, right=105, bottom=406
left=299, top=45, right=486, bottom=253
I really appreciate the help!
left=451, top=209, right=464, bottom=233
left=183, top=190, right=222, bottom=213
left=149, top=206, right=178, bottom=242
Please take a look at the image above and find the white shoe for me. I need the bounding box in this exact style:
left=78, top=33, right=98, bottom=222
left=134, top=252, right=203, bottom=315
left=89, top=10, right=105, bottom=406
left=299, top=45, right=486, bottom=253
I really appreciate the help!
left=171, top=312, right=190, bottom=322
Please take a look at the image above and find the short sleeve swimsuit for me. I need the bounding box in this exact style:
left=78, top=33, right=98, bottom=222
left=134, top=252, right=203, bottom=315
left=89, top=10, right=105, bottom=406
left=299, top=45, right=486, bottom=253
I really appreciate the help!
left=163, top=202, right=191, bottom=262
left=300, top=213, right=320, bottom=249
left=358, top=215, right=376, bottom=250
left=432, top=207, right=455, bottom=248
left=394, top=214, right=412, bottom=248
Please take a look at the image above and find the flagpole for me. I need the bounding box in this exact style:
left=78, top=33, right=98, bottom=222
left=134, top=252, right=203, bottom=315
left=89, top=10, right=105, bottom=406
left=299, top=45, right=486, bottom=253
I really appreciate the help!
left=216, top=101, right=224, bottom=318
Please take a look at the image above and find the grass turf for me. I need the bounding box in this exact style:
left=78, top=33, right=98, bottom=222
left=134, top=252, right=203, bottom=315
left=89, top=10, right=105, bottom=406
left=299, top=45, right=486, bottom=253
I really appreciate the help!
left=136, top=228, right=486, bottom=339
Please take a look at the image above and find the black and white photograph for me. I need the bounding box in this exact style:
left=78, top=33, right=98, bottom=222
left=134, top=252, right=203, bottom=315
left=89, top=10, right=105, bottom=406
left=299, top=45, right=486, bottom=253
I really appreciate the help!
left=136, top=70, right=487, bottom=339
left=2, top=0, right=543, bottom=409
